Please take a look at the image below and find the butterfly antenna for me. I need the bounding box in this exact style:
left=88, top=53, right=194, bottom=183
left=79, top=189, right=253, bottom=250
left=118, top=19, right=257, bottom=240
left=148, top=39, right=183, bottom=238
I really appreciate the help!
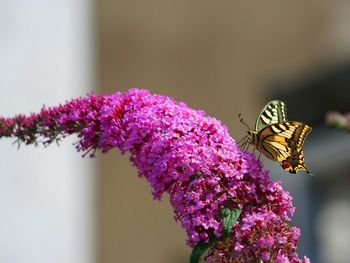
left=238, top=113, right=251, bottom=130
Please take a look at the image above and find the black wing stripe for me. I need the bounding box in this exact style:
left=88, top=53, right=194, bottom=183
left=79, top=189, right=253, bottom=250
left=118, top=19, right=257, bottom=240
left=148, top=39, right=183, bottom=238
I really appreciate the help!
left=261, top=142, right=276, bottom=160
left=265, top=110, right=273, bottom=118
left=255, top=100, right=288, bottom=131
left=264, top=141, right=290, bottom=159
left=260, top=114, right=271, bottom=124
left=271, top=126, right=281, bottom=133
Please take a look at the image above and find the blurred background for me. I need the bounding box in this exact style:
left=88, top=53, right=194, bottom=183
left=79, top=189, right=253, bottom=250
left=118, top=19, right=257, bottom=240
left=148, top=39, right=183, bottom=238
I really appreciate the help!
left=1, top=0, right=350, bottom=262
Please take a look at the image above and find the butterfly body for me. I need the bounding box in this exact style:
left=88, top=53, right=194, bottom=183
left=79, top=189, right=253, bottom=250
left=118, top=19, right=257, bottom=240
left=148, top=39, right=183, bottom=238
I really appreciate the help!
left=244, top=100, right=312, bottom=175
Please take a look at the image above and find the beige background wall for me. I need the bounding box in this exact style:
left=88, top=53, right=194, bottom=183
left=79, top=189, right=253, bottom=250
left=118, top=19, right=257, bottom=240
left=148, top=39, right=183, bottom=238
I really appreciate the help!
left=96, top=1, right=332, bottom=262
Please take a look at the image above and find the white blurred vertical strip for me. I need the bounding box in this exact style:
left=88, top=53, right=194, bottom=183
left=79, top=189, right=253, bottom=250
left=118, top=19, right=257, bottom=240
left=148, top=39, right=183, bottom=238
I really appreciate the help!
left=0, top=1, right=95, bottom=263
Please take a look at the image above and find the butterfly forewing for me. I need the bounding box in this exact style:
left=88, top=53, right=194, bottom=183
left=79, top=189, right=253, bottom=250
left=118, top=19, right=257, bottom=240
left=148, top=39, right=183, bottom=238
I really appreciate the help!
left=256, top=121, right=312, bottom=174
left=255, top=100, right=287, bottom=132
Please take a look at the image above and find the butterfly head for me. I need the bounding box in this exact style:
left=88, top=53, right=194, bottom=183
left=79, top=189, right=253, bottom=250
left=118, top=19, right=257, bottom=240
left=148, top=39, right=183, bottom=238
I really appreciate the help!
left=247, top=130, right=258, bottom=145
left=239, top=113, right=256, bottom=144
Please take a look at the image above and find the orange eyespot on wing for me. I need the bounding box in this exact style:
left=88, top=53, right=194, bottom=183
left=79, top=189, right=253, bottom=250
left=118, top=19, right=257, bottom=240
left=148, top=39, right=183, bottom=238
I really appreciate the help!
left=282, top=160, right=291, bottom=169
left=280, top=149, right=312, bottom=175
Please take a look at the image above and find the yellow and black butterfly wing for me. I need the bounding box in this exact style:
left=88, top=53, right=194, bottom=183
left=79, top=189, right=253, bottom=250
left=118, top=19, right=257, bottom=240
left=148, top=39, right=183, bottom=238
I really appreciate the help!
left=255, top=100, right=287, bottom=132
left=257, top=121, right=312, bottom=174
left=283, top=148, right=310, bottom=174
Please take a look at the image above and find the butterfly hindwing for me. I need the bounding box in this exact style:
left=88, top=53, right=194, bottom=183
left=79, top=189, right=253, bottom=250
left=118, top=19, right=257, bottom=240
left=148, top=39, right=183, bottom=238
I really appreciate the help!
left=256, top=121, right=312, bottom=174
left=283, top=148, right=309, bottom=174
left=255, top=100, right=287, bottom=132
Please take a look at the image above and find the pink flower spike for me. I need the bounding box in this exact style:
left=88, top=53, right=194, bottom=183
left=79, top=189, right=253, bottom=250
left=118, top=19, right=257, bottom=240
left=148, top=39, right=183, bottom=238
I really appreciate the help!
left=0, top=88, right=309, bottom=262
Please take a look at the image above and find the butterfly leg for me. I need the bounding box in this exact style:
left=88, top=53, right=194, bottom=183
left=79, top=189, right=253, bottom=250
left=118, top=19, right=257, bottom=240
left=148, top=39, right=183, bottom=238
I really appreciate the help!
left=238, top=136, right=248, bottom=149
left=242, top=139, right=249, bottom=152
left=237, top=136, right=246, bottom=146
left=240, top=140, right=246, bottom=150
left=244, top=140, right=250, bottom=152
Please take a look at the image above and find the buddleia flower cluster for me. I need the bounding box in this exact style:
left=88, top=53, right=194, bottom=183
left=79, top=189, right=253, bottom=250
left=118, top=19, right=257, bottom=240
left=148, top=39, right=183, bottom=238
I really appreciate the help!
left=0, top=89, right=310, bottom=262
left=326, top=111, right=350, bottom=132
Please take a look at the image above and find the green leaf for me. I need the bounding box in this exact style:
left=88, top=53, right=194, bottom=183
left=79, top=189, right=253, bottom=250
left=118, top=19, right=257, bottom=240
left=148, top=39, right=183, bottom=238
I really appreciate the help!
left=222, top=208, right=241, bottom=237
left=190, top=237, right=218, bottom=263
left=189, top=208, right=241, bottom=263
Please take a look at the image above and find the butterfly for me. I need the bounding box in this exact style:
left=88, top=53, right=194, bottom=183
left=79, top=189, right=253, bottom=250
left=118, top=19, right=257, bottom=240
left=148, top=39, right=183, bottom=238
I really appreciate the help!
left=239, top=100, right=312, bottom=175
